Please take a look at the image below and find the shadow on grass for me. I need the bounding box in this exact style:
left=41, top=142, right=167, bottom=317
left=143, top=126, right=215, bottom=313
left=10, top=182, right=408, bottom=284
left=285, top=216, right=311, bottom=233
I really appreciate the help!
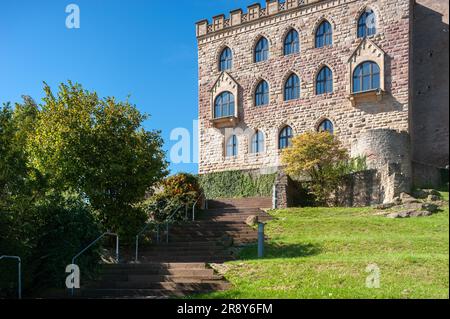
left=236, top=242, right=322, bottom=260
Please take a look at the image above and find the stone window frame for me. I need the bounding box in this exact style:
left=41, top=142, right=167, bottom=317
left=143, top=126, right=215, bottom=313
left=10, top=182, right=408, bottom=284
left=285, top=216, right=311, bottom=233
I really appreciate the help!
left=278, top=125, right=294, bottom=150
left=281, top=26, right=301, bottom=57
left=282, top=71, right=302, bottom=102
left=215, top=43, right=235, bottom=73
left=253, top=78, right=270, bottom=107
left=224, top=134, right=239, bottom=159
left=353, top=5, right=382, bottom=40
left=249, top=129, right=267, bottom=155
left=315, top=116, right=336, bottom=134
left=347, top=38, right=386, bottom=99
left=252, top=34, right=272, bottom=64
left=313, top=63, right=335, bottom=96
left=311, top=16, right=336, bottom=49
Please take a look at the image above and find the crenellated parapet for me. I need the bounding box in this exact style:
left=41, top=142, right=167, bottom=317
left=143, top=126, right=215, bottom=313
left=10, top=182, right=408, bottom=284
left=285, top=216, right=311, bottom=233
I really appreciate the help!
left=196, top=0, right=324, bottom=37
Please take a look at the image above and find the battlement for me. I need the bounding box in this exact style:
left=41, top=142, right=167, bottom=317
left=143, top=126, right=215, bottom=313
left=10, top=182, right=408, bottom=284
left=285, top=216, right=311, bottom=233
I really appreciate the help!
left=195, top=0, right=324, bottom=37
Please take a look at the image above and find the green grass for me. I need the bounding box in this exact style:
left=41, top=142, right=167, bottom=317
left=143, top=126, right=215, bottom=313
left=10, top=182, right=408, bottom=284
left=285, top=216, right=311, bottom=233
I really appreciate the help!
left=195, top=195, right=449, bottom=299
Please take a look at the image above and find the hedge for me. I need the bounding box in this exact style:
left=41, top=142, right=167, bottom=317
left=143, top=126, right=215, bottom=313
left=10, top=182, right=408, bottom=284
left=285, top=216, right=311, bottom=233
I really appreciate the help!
left=198, top=170, right=276, bottom=199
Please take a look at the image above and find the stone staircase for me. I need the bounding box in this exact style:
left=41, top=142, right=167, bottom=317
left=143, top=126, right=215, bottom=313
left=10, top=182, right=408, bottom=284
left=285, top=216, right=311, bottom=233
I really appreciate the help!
left=63, top=197, right=272, bottom=299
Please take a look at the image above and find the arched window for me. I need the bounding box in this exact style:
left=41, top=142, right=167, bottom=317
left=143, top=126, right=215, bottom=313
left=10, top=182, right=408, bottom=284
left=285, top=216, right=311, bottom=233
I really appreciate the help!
left=226, top=135, right=238, bottom=157
left=251, top=130, right=265, bottom=154
left=219, top=47, right=233, bottom=71
left=284, top=29, right=300, bottom=56
left=318, top=119, right=334, bottom=134
left=279, top=126, right=293, bottom=150
left=315, top=20, right=332, bottom=48
left=214, top=92, right=235, bottom=118
left=255, top=80, right=269, bottom=106
left=352, top=61, right=380, bottom=93
left=316, top=66, right=333, bottom=95
left=357, top=10, right=376, bottom=38
left=255, top=37, right=269, bottom=62
left=284, top=74, right=300, bottom=101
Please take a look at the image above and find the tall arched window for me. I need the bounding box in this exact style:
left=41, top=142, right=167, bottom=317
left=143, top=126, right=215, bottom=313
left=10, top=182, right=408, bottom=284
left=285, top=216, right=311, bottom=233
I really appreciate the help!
left=315, top=20, right=332, bottom=48
left=284, top=29, right=300, bottom=56
left=284, top=74, right=300, bottom=101
left=219, top=47, right=233, bottom=71
left=279, top=126, right=293, bottom=150
left=318, top=119, right=334, bottom=134
left=255, top=37, right=269, bottom=62
left=226, top=135, right=238, bottom=157
left=352, top=61, right=380, bottom=93
left=214, top=92, right=235, bottom=118
left=255, top=80, right=269, bottom=106
left=357, top=10, right=376, bottom=38
left=316, top=66, right=333, bottom=95
left=251, top=130, right=265, bottom=154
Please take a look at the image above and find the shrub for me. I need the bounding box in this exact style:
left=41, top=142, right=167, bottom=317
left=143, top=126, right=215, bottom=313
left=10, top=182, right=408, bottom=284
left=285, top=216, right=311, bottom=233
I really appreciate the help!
left=28, top=200, right=102, bottom=292
left=281, top=131, right=350, bottom=205
left=142, top=173, right=201, bottom=222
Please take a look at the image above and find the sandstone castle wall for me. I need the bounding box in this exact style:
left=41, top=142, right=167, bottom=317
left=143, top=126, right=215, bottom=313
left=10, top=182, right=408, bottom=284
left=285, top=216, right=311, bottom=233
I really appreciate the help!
left=196, top=0, right=412, bottom=175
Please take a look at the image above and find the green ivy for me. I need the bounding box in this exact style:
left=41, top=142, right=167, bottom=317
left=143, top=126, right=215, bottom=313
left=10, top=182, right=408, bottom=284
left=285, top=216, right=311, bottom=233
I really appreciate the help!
left=198, top=171, right=276, bottom=199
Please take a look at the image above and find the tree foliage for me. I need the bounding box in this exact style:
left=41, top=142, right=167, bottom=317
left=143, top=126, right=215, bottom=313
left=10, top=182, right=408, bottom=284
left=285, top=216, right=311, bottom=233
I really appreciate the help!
left=281, top=131, right=350, bottom=205
left=1, top=81, right=168, bottom=295
left=26, top=82, right=168, bottom=236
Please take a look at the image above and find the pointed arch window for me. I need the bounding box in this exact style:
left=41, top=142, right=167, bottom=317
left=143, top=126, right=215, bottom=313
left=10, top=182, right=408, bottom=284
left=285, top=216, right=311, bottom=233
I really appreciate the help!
left=226, top=135, right=238, bottom=157
left=316, top=66, right=333, bottom=95
left=214, top=92, right=235, bottom=118
left=219, top=47, right=233, bottom=71
left=357, top=10, right=376, bottom=38
left=279, top=126, right=293, bottom=150
left=352, top=61, right=380, bottom=93
left=318, top=119, right=334, bottom=134
left=284, top=29, right=300, bottom=56
left=255, top=37, right=269, bottom=62
left=315, top=20, right=332, bottom=48
left=251, top=130, right=265, bottom=154
left=284, top=74, right=300, bottom=101
left=255, top=80, right=269, bottom=106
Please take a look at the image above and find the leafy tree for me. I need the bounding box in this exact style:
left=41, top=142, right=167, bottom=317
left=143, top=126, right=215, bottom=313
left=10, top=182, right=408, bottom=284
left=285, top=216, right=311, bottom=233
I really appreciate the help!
left=27, top=82, right=168, bottom=238
left=281, top=131, right=349, bottom=205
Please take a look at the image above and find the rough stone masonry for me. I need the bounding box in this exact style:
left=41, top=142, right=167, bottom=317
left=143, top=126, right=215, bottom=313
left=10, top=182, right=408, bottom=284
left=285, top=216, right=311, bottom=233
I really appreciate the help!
left=195, top=0, right=449, bottom=203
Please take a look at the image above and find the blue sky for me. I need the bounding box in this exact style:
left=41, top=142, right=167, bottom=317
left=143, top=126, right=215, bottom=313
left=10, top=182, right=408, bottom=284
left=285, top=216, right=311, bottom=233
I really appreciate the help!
left=0, top=0, right=265, bottom=174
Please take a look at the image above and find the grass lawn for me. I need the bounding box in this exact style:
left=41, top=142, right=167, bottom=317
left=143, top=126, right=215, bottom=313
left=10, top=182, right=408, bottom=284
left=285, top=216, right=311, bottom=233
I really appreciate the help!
left=197, top=192, right=449, bottom=299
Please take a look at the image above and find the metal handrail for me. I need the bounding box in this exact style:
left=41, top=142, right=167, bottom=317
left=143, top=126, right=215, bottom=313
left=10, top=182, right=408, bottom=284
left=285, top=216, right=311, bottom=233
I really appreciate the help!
left=192, top=191, right=206, bottom=221
left=71, top=232, right=119, bottom=296
left=134, top=192, right=206, bottom=262
left=134, top=205, right=184, bottom=262
left=0, top=255, right=21, bottom=299
left=135, top=221, right=157, bottom=263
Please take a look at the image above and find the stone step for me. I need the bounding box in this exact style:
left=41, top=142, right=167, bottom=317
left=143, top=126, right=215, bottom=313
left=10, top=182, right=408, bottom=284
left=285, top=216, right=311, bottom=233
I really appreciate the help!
left=86, top=281, right=231, bottom=290
left=207, top=197, right=272, bottom=209
left=71, top=288, right=220, bottom=298
left=101, top=262, right=207, bottom=270
left=100, top=268, right=215, bottom=276
left=139, top=256, right=232, bottom=263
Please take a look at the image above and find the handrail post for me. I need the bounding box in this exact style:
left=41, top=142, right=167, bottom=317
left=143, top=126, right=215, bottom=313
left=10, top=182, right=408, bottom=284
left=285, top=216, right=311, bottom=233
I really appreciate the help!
left=71, top=232, right=119, bottom=297
left=0, top=256, right=21, bottom=299
left=116, top=235, right=119, bottom=263
left=156, top=224, right=160, bottom=244
left=135, top=235, right=139, bottom=263
left=166, top=222, right=169, bottom=244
